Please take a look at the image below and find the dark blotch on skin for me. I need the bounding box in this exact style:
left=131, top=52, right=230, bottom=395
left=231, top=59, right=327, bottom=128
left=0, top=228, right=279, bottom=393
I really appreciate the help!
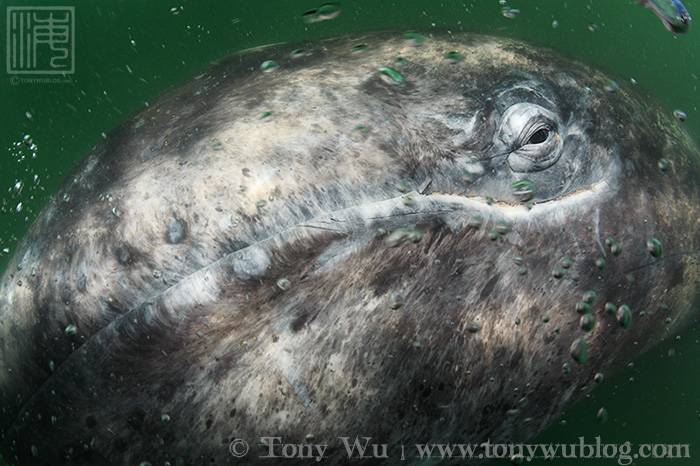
left=166, top=218, right=187, bottom=244
left=114, top=438, right=128, bottom=453
left=290, top=308, right=316, bottom=332
left=479, top=274, right=500, bottom=300
left=76, top=272, right=87, bottom=292
left=115, top=245, right=133, bottom=265
left=127, top=407, right=146, bottom=432
left=61, top=286, right=72, bottom=305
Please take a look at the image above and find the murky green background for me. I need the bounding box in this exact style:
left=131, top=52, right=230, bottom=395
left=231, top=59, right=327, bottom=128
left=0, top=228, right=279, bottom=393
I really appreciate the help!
left=1, top=0, right=699, bottom=464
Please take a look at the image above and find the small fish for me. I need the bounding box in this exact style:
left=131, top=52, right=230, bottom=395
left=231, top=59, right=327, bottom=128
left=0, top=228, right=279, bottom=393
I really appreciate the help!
left=635, top=0, right=692, bottom=33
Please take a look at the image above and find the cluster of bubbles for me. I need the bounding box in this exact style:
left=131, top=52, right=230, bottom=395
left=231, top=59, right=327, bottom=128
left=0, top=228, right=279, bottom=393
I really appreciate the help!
left=1, top=134, right=45, bottom=257
left=499, top=0, right=520, bottom=19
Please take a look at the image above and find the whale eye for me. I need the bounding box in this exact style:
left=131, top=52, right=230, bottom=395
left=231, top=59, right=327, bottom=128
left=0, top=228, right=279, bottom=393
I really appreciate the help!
left=528, top=128, right=549, bottom=145
left=498, top=103, right=564, bottom=173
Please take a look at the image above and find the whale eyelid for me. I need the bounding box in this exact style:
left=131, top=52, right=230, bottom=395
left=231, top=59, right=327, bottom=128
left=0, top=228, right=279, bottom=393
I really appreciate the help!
left=499, top=104, right=564, bottom=173
left=515, top=116, right=556, bottom=149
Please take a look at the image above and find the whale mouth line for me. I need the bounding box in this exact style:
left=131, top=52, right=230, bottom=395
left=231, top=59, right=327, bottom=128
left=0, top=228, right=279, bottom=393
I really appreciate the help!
left=287, top=181, right=614, bottom=244
left=370, top=179, right=613, bottom=217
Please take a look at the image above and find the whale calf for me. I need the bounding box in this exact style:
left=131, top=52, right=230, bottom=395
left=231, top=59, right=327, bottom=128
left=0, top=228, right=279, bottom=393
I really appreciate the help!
left=1, top=30, right=699, bottom=465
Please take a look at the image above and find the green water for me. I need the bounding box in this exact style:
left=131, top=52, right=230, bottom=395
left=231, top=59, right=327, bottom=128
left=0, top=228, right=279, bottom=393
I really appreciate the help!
left=1, top=0, right=699, bottom=464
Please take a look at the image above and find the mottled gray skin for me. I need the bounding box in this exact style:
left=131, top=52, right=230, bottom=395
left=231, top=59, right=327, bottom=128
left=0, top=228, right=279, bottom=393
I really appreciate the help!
left=1, top=30, right=700, bottom=465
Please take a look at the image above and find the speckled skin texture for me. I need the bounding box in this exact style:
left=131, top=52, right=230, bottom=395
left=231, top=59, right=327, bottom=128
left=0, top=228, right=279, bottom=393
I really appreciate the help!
left=1, top=30, right=700, bottom=465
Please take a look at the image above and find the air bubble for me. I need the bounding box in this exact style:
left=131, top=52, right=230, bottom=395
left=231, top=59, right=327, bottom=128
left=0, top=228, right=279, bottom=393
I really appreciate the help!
left=12, top=180, right=24, bottom=198
left=560, top=258, right=573, bottom=269
left=468, top=216, right=483, bottom=230
left=161, top=413, right=171, bottom=422
left=315, top=3, right=341, bottom=20
left=588, top=23, right=599, bottom=32
left=647, top=237, right=662, bottom=257
left=576, top=301, right=590, bottom=314
left=402, top=196, right=416, bottom=207
left=673, top=109, right=687, bottom=121
left=488, top=230, right=499, bottom=241
left=610, top=242, right=622, bottom=256
left=501, top=6, right=520, bottom=18
left=552, top=268, right=565, bottom=279
left=260, top=60, right=278, bottom=73
left=597, top=407, right=608, bottom=423
left=467, top=322, right=481, bottom=334
left=385, top=228, right=422, bottom=247
left=594, top=372, right=604, bottom=383
left=571, top=338, right=587, bottom=364
left=290, top=49, right=309, bottom=59
left=378, top=66, right=404, bottom=84
left=351, top=43, right=369, bottom=53
left=582, top=291, right=596, bottom=304
left=443, top=51, right=462, bottom=64
left=350, top=125, right=370, bottom=142
left=603, top=80, right=619, bottom=93
left=580, top=313, right=596, bottom=332
left=395, top=181, right=411, bottom=193
left=64, top=324, right=77, bottom=336
left=276, top=278, right=291, bottom=291
left=658, top=158, right=670, bottom=171
left=510, top=180, right=536, bottom=202
left=595, top=258, right=606, bottom=270
left=403, top=30, right=425, bottom=47
left=496, top=221, right=511, bottom=235
left=462, top=171, right=475, bottom=183
left=617, top=304, right=632, bottom=328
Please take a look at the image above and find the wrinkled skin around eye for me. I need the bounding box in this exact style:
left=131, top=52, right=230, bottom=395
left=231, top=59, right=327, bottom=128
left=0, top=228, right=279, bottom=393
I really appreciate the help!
left=498, top=103, right=564, bottom=173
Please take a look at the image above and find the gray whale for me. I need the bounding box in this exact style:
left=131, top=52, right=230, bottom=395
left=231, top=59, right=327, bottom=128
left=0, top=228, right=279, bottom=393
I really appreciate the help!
left=1, top=30, right=699, bottom=465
